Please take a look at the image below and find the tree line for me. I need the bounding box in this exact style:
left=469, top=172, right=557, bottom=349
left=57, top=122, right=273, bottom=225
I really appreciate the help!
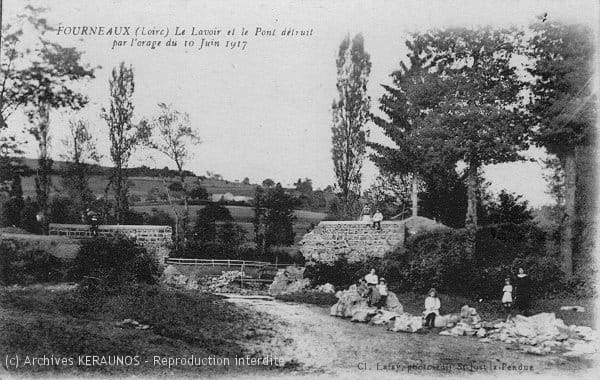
left=331, top=22, right=595, bottom=278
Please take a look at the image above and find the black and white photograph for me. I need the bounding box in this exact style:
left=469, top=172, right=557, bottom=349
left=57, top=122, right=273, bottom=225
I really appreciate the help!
left=0, top=0, right=598, bottom=378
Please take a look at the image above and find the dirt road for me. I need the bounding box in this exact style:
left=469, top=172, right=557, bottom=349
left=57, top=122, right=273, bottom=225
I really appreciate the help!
left=225, top=298, right=597, bottom=378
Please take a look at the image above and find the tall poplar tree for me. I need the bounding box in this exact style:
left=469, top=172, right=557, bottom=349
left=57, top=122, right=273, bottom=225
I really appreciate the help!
left=331, top=33, right=371, bottom=218
left=102, top=62, right=149, bottom=224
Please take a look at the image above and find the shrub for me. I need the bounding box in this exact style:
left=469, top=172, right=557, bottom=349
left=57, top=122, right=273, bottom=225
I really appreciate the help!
left=0, top=241, right=66, bottom=285
left=69, top=236, right=160, bottom=290
left=400, top=223, right=565, bottom=299
left=304, top=256, right=373, bottom=289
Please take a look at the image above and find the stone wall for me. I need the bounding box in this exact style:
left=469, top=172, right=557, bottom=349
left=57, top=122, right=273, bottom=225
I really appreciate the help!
left=48, top=223, right=172, bottom=262
left=300, top=221, right=406, bottom=264
left=300, top=217, right=449, bottom=264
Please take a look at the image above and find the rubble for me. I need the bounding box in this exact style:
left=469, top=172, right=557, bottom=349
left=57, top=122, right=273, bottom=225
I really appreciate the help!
left=391, top=314, right=423, bottom=333
left=115, top=319, right=150, bottom=330
left=560, top=306, right=586, bottom=313
left=351, top=307, right=378, bottom=322
left=330, top=285, right=368, bottom=318
left=315, top=283, right=335, bottom=293
left=268, top=266, right=309, bottom=295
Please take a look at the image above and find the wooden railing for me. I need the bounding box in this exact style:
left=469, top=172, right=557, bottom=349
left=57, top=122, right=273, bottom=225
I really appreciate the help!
left=164, top=257, right=291, bottom=269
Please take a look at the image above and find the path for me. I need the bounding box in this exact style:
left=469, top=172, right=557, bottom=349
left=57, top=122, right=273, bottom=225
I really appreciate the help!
left=225, top=298, right=596, bottom=378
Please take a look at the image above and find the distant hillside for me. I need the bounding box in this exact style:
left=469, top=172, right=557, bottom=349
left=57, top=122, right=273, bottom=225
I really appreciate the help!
left=16, top=158, right=256, bottom=200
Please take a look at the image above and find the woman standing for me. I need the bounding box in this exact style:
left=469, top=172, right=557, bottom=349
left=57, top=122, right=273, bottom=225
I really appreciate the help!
left=514, top=268, right=532, bottom=316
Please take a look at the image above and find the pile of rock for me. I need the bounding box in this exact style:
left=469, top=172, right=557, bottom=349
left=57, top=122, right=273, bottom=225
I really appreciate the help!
left=330, top=285, right=369, bottom=318
left=161, top=265, right=249, bottom=293
left=477, top=312, right=598, bottom=357
left=268, top=266, right=310, bottom=295
left=315, top=283, right=335, bottom=293
left=330, top=285, right=404, bottom=322
left=202, top=271, right=245, bottom=293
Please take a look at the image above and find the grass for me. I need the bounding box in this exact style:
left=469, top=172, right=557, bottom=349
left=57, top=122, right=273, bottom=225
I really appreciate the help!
left=279, top=289, right=596, bottom=328
left=275, top=291, right=338, bottom=306
left=0, top=284, right=284, bottom=376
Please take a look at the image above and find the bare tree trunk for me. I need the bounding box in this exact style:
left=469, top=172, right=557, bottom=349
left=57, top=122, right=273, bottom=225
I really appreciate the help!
left=561, top=151, right=576, bottom=278
left=465, top=162, right=479, bottom=256
left=161, top=175, right=180, bottom=250
left=411, top=175, right=419, bottom=217
left=179, top=169, right=188, bottom=246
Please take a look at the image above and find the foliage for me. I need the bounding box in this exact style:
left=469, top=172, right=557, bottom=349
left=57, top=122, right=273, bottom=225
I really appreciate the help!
left=261, top=178, right=274, bottom=188
left=149, top=103, right=201, bottom=244
left=331, top=33, right=371, bottom=218
left=253, top=184, right=296, bottom=250
left=526, top=21, right=596, bottom=278
left=398, top=224, right=564, bottom=299
left=480, top=189, right=533, bottom=225
left=48, top=196, right=80, bottom=223
left=0, top=240, right=66, bottom=285
left=194, top=203, right=233, bottom=242
left=188, top=185, right=208, bottom=200
left=304, top=256, right=369, bottom=289
left=70, top=236, right=160, bottom=291
left=60, top=119, right=100, bottom=215
left=102, top=62, right=151, bottom=224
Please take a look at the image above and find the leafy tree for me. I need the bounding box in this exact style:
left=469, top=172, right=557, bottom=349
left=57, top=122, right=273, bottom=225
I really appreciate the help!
left=102, top=62, right=150, bottom=224
left=331, top=33, right=371, bottom=218
left=48, top=196, right=79, bottom=224
left=1, top=6, right=93, bottom=181
left=263, top=183, right=296, bottom=247
left=261, top=178, right=274, bottom=188
left=481, top=190, right=533, bottom=225
left=242, top=177, right=250, bottom=185
left=217, top=221, right=246, bottom=249
left=194, top=203, right=233, bottom=242
left=1, top=6, right=94, bottom=232
left=526, top=21, right=595, bottom=277
left=368, top=42, right=449, bottom=218
left=60, top=119, right=100, bottom=217
left=362, top=171, right=412, bottom=219
left=188, top=185, right=208, bottom=201
left=150, top=102, right=201, bottom=245
left=253, top=186, right=267, bottom=252
left=1, top=173, right=24, bottom=226
left=405, top=27, right=529, bottom=253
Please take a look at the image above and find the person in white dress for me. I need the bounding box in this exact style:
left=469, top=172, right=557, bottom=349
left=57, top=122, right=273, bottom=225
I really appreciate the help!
left=502, top=278, right=513, bottom=319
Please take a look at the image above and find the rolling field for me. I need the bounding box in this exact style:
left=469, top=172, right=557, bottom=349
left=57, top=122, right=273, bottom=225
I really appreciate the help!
left=132, top=204, right=327, bottom=242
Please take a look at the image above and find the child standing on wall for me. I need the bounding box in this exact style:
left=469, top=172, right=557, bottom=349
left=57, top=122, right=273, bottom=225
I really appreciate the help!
left=502, top=278, right=513, bottom=320
left=423, top=288, right=441, bottom=328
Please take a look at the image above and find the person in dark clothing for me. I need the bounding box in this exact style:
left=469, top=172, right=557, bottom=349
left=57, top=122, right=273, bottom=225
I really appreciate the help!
left=514, top=267, right=532, bottom=316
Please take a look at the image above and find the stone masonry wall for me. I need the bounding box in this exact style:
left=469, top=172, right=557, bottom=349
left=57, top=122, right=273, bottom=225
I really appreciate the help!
left=48, top=223, right=172, bottom=263
left=300, top=221, right=405, bottom=264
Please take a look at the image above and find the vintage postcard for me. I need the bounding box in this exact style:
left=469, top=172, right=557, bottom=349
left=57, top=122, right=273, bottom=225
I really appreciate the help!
left=0, top=0, right=598, bottom=378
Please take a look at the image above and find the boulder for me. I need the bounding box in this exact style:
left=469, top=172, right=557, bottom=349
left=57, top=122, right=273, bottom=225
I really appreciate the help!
left=330, top=285, right=368, bottom=318
left=371, top=310, right=400, bottom=325
left=269, top=266, right=308, bottom=295
left=385, top=291, right=404, bottom=314
left=316, top=283, right=335, bottom=293
left=351, top=307, right=377, bottom=323
left=391, top=313, right=423, bottom=333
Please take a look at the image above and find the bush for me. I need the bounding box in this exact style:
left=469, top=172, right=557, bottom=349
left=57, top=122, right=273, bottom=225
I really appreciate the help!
left=0, top=241, right=66, bottom=285
left=69, top=236, right=160, bottom=291
left=304, top=256, right=373, bottom=289
left=399, top=223, right=565, bottom=299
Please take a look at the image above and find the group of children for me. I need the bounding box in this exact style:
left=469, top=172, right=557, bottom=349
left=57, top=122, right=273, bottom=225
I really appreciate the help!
left=359, top=268, right=530, bottom=328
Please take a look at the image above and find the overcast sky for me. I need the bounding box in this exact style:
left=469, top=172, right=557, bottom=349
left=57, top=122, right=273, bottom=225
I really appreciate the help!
left=3, top=0, right=598, bottom=206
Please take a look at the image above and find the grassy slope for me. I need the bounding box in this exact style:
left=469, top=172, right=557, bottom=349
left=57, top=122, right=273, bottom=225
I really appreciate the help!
left=0, top=285, right=283, bottom=376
